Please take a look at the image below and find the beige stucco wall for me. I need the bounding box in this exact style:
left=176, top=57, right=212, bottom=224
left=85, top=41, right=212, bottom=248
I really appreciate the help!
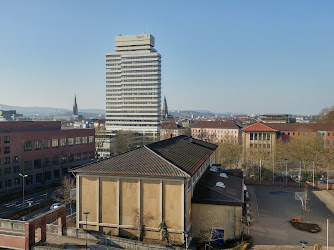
left=163, top=181, right=183, bottom=230
left=99, top=177, right=118, bottom=225
left=186, top=190, right=192, bottom=229
left=192, top=203, right=242, bottom=240
left=120, top=178, right=139, bottom=226
left=141, top=179, right=160, bottom=229
left=80, top=176, right=97, bottom=223
left=78, top=175, right=185, bottom=242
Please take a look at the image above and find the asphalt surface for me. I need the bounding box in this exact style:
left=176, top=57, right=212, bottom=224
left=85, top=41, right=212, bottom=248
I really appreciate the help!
left=248, top=186, right=334, bottom=247
left=0, top=187, right=57, bottom=218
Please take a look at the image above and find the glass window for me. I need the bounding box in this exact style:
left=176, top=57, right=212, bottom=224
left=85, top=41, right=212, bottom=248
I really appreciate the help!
left=5, top=167, right=11, bottom=175
left=36, top=173, right=43, bottom=183
left=14, top=166, right=20, bottom=173
left=60, top=138, right=66, bottom=147
left=14, top=178, right=20, bottom=185
left=75, top=153, right=81, bottom=161
left=24, top=141, right=32, bottom=151
left=34, top=140, right=41, bottom=150
left=89, top=151, right=95, bottom=158
left=34, top=159, right=42, bottom=169
left=26, top=175, right=33, bottom=185
left=24, top=161, right=32, bottom=171
left=69, top=154, right=74, bottom=162
left=75, top=137, right=81, bottom=145
left=254, top=133, right=258, bottom=140
left=4, top=157, right=10, bottom=164
left=4, top=146, right=10, bottom=154
left=89, top=136, right=94, bottom=143
left=5, top=180, right=11, bottom=187
left=82, top=152, right=88, bottom=160
left=54, top=170, right=60, bottom=179
left=60, top=155, right=67, bottom=164
left=43, top=158, right=50, bottom=168
left=250, top=133, right=253, bottom=140
left=68, top=138, right=74, bottom=146
left=52, top=156, right=59, bottom=166
left=4, top=136, right=10, bottom=143
left=82, top=136, right=88, bottom=144
left=44, top=171, right=51, bottom=181
left=43, top=139, right=50, bottom=149
left=52, top=139, right=59, bottom=148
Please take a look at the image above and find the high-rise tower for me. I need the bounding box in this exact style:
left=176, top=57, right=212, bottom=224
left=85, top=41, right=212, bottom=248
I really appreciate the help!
left=105, top=34, right=161, bottom=135
left=73, top=95, right=78, bottom=116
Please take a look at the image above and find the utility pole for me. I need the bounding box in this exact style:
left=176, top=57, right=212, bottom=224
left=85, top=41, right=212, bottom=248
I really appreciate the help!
left=259, top=159, right=262, bottom=185
left=313, top=161, right=315, bottom=189
left=84, top=212, right=90, bottom=250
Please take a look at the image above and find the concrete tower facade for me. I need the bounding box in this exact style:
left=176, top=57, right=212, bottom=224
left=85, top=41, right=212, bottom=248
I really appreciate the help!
left=105, top=34, right=161, bottom=135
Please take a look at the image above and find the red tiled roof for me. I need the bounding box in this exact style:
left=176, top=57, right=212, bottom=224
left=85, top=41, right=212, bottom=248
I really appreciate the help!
left=241, top=122, right=278, bottom=132
left=192, top=121, right=239, bottom=129
left=161, top=120, right=183, bottom=130
left=266, top=123, right=334, bottom=132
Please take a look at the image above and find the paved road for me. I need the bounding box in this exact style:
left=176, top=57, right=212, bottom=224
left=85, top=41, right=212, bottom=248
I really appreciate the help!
left=0, top=187, right=57, bottom=218
left=248, top=186, right=334, bottom=248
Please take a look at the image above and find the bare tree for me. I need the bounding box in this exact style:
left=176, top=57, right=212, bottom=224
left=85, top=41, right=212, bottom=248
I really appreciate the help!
left=217, top=136, right=242, bottom=168
left=316, top=106, right=334, bottom=124
left=131, top=208, right=155, bottom=241
left=111, top=130, right=136, bottom=155
left=53, top=176, right=75, bottom=214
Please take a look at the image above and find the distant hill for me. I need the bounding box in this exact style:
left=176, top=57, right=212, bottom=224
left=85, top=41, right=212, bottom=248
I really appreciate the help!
left=0, top=104, right=105, bottom=117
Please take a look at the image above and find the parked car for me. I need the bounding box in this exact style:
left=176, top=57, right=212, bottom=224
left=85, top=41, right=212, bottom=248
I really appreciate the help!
left=50, top=203, right=62, bottom=210
left=295, top=179, right=303, bottom=184
left=317, top=181, right=324, bottom=184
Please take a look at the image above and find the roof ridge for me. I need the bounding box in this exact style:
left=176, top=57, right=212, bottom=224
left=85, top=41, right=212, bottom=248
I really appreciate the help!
left=144, top=145, right=191, bottom=178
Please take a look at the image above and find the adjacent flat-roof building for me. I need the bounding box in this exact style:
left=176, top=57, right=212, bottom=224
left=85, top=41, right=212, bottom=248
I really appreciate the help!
left=105, top=34, right=161, bottom=136
left=0, top=121, right=95, bottom=193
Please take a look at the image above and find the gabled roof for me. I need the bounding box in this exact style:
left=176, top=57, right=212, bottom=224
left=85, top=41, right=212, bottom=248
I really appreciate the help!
left=72, top=146, right=189, bottom=178
left=266, top=123, right=334, bottom=132
left=192, top=121, right=239, bottom=129
left=73, top=135, right=217, bottom=178
left=146, top=136, right=218, bottom=175
left=242, top=122, right=334, bottom=132
left=241, top=122, right=278, bottom=132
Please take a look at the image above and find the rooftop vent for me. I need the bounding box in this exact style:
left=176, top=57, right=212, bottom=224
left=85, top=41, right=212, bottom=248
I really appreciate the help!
left=216, top=182, right=225, bottom=188
left=210, top=166, right=218, bottom=173
left=220, top=173, right=228, bottom=178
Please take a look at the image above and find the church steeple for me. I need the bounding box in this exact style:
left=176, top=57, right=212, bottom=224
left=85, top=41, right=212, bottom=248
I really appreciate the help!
left=162, top=96, right=168, bottom=119
left=73, top=95, right=78, bottom=115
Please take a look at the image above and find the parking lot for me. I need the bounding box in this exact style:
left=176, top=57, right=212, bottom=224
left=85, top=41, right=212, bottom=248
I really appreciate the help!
left=248, top=186, right=334, bottom=247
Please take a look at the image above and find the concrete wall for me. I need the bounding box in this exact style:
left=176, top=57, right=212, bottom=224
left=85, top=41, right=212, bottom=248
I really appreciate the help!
left=192, top=203, right=242, bottom=240
left=0, top=232, right=25, bottom=249
left=78, top=175, right=184, bottom=243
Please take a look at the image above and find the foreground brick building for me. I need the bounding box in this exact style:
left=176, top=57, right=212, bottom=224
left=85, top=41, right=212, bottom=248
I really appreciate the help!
left=0, top=121, right=95, bottom=193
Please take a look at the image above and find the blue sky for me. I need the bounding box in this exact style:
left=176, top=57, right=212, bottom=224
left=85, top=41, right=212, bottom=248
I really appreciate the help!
left=0, top=1, right=333, bottom=115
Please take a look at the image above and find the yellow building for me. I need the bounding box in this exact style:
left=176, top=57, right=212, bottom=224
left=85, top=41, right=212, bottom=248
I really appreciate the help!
left=73, top=136, right=217, bottom=244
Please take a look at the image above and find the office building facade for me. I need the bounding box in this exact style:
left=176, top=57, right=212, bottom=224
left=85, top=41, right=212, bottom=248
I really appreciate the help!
left=0, top=121, right=95, bottom=193
left=105, top=34, right=161, bottom=135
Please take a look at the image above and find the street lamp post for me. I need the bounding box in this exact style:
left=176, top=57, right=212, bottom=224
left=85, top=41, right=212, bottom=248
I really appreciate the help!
left=19, top=173, right=28, bottom=209
left=83, top=212, right=90, bottom=250
left=184, top=231, right=189, bottom=250
left=28, top=202, right=32, bottom=219
left=299, top=240, right=308, bottom=249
